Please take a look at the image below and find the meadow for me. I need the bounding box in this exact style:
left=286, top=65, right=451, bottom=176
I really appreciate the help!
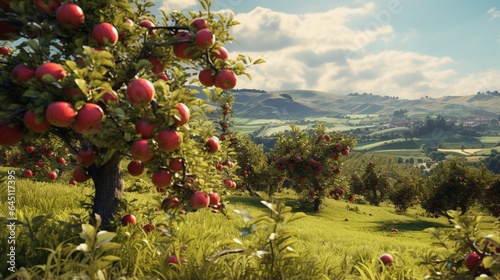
left=1, top=167, right=498, bottom=279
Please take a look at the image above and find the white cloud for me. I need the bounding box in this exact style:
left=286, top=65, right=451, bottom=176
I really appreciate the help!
left=160, top=0, right=197, bottom=12
left=226, top=4, right=499, bottom=99
left=487, top=7, right=500, bottom=19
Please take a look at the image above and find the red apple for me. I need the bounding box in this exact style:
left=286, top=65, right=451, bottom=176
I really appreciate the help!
left=223, top=178, right=233, bottom=188
left=127, top=160, right=144, bottom=176
left=335, top=188, right=344, bottom=196
left=139, top=20, right=156, bottom=36
left=24, top=110, right=51, bottom=133
left=63, top=87, right=86, bottom=100
left=57, top=157, right=66, bottom=165
left=142, top=223, right=155, bottom=233
left=173, top=32, right=195, bottom=60
left=147, top=56, right=166, bottom=75
left=216, top=163, right=223, bottom=171
left=152, top=169, right=172, bottom=188
left=45, top=101, right=76, bottom=127
left=169, top=158, right=184, bottom=173
left=135, top=119, right=156, bottom=139
left=335, top=143, right=342, bottom=151
left=190, top=191, right=210, bottom=209
left=464, top=252, right=481, bottom=270
left=127, top=78, right=155, bottom=106
left=215, top=70, right=237, bottom=90
left=198, top=69, right=216, bottom=87
left=195, top=29, right=214, bottom=49
left=72, top=166, right=89, bottom=182
left=121, top=214, right=136, bottom=226
left=36, top=161, right=44, bottom=168
left=92, top=22, right=118, bottom=46
left=25, top=146, right=35, bottom=153
left=69, top=179, right=77, bottom=185
left=342, top=148, right=349, bottom=156
left=214, top=46, right=229, bottom=60
left=208, top=192, right=220, bottom=206
left=56, top=3, right=85, bottom=30
left=205, top=136, right=220, bottom=153
left=46, top=171, right=57, bottom=180
left=34, top=0, right=61, bottom=14
left=36, top=62, right=67, bottom=84
left=158, top=73, right=169, bottom=81
left=156, top=129, right=181, bottom=152
left=11, top=64, right=36, bottom=83
left=100, top=90, right=119, bottom=105
left=24, top=169, right=33, bottom=178
left=162, top=197, right=180, bottom=210
left=0, top=121, right=23, bottom=147
left=190, top=18, right=208, bottom=31
left=77, top=149, right=96, bottom=166
left=167, top=255, right=185, bottom=265
left=173, top=103, right=190, bottom=126
left=73, top=103, right=103, bottom=135
left=130, top=139, right=155, bottom=162
left=0, top=46, right=12, bottom=55
left=379, top=253, right=393, bottom=265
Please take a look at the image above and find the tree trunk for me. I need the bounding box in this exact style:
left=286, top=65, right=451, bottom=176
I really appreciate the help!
left=89, top=153, right=124, bottom=228
left=313, top=198, right=321, bottom=212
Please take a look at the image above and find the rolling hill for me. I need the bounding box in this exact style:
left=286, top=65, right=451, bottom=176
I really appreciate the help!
left=230, top=89, right=500, bottom=119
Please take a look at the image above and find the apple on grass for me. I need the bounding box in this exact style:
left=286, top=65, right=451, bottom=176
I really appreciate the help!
left=56, top=3, right=85, bottom=30
left=127, top=160, right=144, bottom=176
left=379, top=253, right=393, bottom=265
left=142, top=223, right=155, bottom=233
left=167, top=255, right=186, bottom=265
left=92, top=22, right=118, bottom=46
left=69, top=180, right=77, bottom=186
left=121, top=214, right=136, bottom=226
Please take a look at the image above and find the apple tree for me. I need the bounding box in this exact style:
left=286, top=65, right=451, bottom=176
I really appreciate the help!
left=349, top=162, right=391, bottom=206
left=0, top=0, right=260, bottom=225
left=270, top=124, right=356, bottom=211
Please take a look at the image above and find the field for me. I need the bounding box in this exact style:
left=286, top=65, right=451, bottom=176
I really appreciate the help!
left=1, top=168, right=498, bottom=279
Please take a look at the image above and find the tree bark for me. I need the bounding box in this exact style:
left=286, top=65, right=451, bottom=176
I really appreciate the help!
left=313, top=198, right=321, bottom=212
left=88, top=153, right=124, bottom=228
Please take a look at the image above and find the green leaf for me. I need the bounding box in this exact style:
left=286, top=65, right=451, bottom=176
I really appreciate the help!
left=99, top=255, right=121, bottom=262
left=255, top=191, right=269, bottom=201
left=81, top=224, right=95, bottom=241
left=96, top=231, right=116, bottom=246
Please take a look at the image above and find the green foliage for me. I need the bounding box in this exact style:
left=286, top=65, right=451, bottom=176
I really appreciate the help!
left=419, top=211, right=500, bottom=279
left=387, top=173, right=423, bottom=212
left=482, top=177, right=500, bottom=217
left=350, top=162, right=391, bottom=206
left=421, top=159, right=495, bottom=218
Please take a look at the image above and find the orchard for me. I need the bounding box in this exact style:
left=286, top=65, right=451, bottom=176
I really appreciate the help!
left=0, top=0, right=261, bottom=226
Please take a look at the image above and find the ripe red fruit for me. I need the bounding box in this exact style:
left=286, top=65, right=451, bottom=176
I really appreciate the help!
left=162, top=197, right=180, bottom=210
left=216, top=163, right=223, bottom=171
left=36, top=62, right=67, bottom=84
left=135, top=119, right=156, bottom=139
left=342, top=147, right=350, bottom=156
left=56, top=3, right=85, bottom=30
left=142, top=223, right=155, bottom=233
left=0, top=46, right=12, bottom=55
left=464, top=252, right=481, bottom=270
left=63, top=87, right=86, bottom=100
left=73, top=103, right=103, bottom=135
left=169, top=158, right=184, bottom=173
left=139, top=20, right=156, bottom=36
left=190, top=191, right=210, bottom=209
left=25, top=146, right=35, bottom=153
left=72, top=166, right=89, bottom=182
left=11, top=64, right=36, bottom=83
left=335, top=143, right=342, bottom=151
left=100, top=90, right=118, bottom=105
left=223, top=178, right=234, bottom=188
left=77, top=149, right=96, bottom=166
left=167, top=255, right=185, bottom=265
left=208, top=192, right=220, bottom=206
left=190, top=18, right=208, bottom=31
left=152, top=169, right=172, bottom=188
left=36, top=161, right=44, bottom=168
left=127, top=78, right=155, bottom=106
left=324, top=135, right=331, bottom=141
left=195, top=29, right=215, bottom=49
left=0, top=121, right=24, bottom=147
left=92, top=22, right=119, bottom=46
left=46, top=171, right=57, bottom=180
left=121, top=214, right=136, bottom=226
left=127, top=160, right=144, bottom=176
left=57, top=157, right=66, bottom=165
left=45, top=101, right=76, bottom=127
left=173, top=32, right=194, bottom=60
left=156, top=129, right=181, bottom=152
left=214, top=46, right=229, bottom=60
left=158, top=73, right=169, bottom=81
left=215, top=70, right=237, bottom=90
left=379, top=253, right=393, bottom=265
left=130, top=139, right=155, bottom=162
left=198, top=69, right=216, bottom=87
left=24, top=169, right=33, bottom=178
left=34, top=0, right=61, bottom=14
left=205, top=136, right=220, bottom=153
left=147, top=56, right=166, bottom=75
left=69, top=179, right=77, bottom=185
left=336, top=188, right=345, bottom=196
left=173, top=103, right=190, bottom=126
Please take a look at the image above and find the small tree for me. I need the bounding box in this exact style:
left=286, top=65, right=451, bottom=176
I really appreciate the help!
left=270, top=124, right=356, bottom=211
left=0, top=0, right=261, bottom=225
left=421, top=159, right=494, bottom=219
left=354, top=162, right=391, bottom=206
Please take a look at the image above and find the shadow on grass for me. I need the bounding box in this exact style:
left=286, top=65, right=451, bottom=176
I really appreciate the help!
left=226, top=195, right=310, bottom=213
left=375, top=219, right=451, bottom=232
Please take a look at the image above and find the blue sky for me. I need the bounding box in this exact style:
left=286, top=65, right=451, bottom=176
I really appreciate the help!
left=157, top=0, right=500, bottom=99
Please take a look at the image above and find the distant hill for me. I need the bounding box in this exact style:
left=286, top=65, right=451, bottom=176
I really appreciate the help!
left=229, top=89, right=500, bottom=119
